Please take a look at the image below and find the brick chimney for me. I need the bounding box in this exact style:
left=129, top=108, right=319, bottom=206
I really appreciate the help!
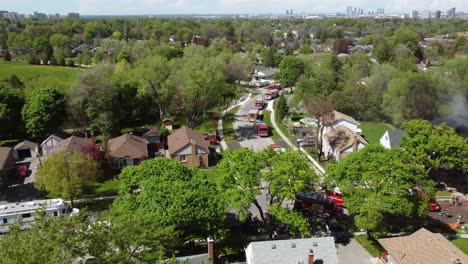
left=190, top=139, right=197, bottom=166
left=308, top=249, right=314, bottom=264
left=207, top=236, right=214, bottom=264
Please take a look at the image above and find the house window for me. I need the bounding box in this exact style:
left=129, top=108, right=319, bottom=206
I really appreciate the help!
left=22, top=213, right=32, bottom=218
left=62, top=209, right=66, bottom=214
left=53, top=211, right=58, bottom=217
left=180, top=155, right=186, bottom=162
left=3, top=218, right=7, bottom=224
left=113, top=160, right=126, bottom=169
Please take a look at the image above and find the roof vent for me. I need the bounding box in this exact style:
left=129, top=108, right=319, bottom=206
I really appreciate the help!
left=313, top=242, right=318, bottom=246
left=291, top=242, right=296, bottom=248
left=271, top=244, right=276, bottom=249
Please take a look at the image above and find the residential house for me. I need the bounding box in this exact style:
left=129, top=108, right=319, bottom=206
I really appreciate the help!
left=12, top=140, right=39, bottom=161
left=323, top=125, right=368, bottom=161
left=167, top=127, right=209, bottom=168
left=0, top=147, right=14, bottom=186
left=378, top=228, right=468, bottom=264
left=163, top=118, right=174, bottom=131
left=107, top=133, right=148, bottom=169
left=380, top=129, right=405, bottom=149
left=245, top=237, right=339, bottom=264
left=251, top=66, right=280, bottom=82
left=40, top=131, right=70, bottom=158
left=50, top=136, right=93, bottom=154
left=324, top=111, right=362, bottom=134
left=72, top=44, right=93, bottom=55
left=143, top=127, right=164, bottom=157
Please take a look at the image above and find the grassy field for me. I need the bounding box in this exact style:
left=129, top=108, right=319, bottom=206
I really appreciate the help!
left=355, top=235, right=385, bottom=257
left=0, top=60, right=82, bottom=91
left=452, top=238, right=468, bottom=254
left=359, top=122, right=389, bottom=144
left=262, top=111, right=282, bottom=140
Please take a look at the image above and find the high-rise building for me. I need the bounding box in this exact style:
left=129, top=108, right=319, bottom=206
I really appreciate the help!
left=68, top=12, right=80, bottom=19
left=346, top=6, right=352, bottom=16
left=290, top=9, right=293, bottom=16
left=434, top=10, right=441, bottom=19
left=286, top=9, right=289, bottom=15
left=411, top=10, right=419, bottom=19
left=422, top=10, right=431, bottom=19
left=447, top=8, right=456, bottom=19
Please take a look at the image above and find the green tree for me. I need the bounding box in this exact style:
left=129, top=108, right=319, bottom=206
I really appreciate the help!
left=133, top=55, right=172, bottom=120
left=268, top=205, right=311, bottom=238
left=114, top=158, right=227, bottom=240
left=93, top=49, right=103, bottom=64
left=326, top=144, right=435, bottom=237
left=49, top=33, right=71, bottom=63
left=373, top=37, right=392, bottom=63
left=33, top=36, right=53, bottom=63
left=21, top=87, right=65, bottom=139
left=401, top=120, right=468, bottom=172
left=299, top=43, right=312, bottom=54
left=35, top=150, right=100, bottom=207
left=217, top=148, right=265, bottom=220
left=0, top=84, right=23, bottom=138
left=275, top=94, right=289, bottom=122
left=279, top=56, right=305, bottom=88
left=304, top=97, right=335, bottom=159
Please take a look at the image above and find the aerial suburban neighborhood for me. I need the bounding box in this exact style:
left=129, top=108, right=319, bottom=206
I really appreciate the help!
left=0, top=1, right=467, bottom=263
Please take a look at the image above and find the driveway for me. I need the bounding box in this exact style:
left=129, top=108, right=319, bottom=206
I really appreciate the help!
left=233, top=88, right=275, bottom=152
left=336, top=238, right=373, bottom=264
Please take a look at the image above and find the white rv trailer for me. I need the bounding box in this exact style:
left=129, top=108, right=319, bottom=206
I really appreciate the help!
left=0, top=198, right=79, bottom=233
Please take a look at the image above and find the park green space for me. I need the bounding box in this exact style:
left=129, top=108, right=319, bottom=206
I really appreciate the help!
left=0, top=60, right=82, bottom=90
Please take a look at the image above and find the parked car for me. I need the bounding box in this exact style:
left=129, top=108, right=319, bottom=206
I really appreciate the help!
left=326, top=218, right=349, bottom=244
left=17, top=165, right=27, bottom=177
left=203, top=134, right=217, bottom=145
left=299, top=140, right=314, bottom=147
left=428, top=197, right=441, bottom=211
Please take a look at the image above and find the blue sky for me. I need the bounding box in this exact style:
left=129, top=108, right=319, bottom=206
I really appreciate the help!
left=2, top=0, right=467, bottom=15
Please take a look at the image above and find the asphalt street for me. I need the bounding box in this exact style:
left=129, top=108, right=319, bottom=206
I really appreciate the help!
left=233, top=88, right=275, bottom=152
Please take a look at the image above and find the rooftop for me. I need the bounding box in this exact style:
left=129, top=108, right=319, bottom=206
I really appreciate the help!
left=0, top=147, right=12, bottom=169
left=167, top=127, right=209, bottom=156
left=245, top=237, right=339, bottom=264
left=107, top=133, right=148, bottom=159
left=0, top=199, right=67, bottom=215
left=378, top=228, right=468, bottom=264
left=51, top=136, right=93, bottom=154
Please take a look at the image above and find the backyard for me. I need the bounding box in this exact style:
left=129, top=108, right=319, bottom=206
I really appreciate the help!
left=358, top=122, right=390, bottom=144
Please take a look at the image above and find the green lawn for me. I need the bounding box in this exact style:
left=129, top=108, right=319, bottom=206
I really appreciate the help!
left=359, top=122, right=389, bottom=144
left=435, top=190, right=452, bottom=197
left=204, top=167, right=219, bottom=183
left=223, top=106, right=240, bottom=142
left=452, top=238, right=468, bottom=254
left=45, top=179, right=121, bottom=200
left=262, top=111, right=282, bottom=140
left=0, top=60, right=82, bottom=91
left=355, top=235, right=385, bottom=257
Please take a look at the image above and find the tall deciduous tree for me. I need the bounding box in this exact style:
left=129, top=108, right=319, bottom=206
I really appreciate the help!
left=275, top=94, right=289, bottom=122
left=35, top=150, right=100, bottom=207
left=326, top=144, right=435, bottom=237
left=401, top=120, right=468, bottom=172
left=0, top=84, right=23, bottom=139
left=21, top=87, right=65, bottom=139
left=49, top=33, right=70, bottom=63
left=279, top=56, right=305, bottom=88
left=133, top=55, right=172, bottom=120
left=114, top=158, right=227, bottom=240
left=304, top=97, right=335, bottom=159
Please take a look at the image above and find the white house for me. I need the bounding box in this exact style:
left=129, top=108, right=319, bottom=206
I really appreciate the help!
left=324, top=111, right=362, bottom=134
left=379, top=129, right=405, bottom=149
left=40, top=132, right=69, bottom=158
left=323, top=125, right=368, bottom=161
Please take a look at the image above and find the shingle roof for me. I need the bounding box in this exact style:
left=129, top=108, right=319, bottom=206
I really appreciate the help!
left=387, top=129, right=405, bottom=148
left=40, top=131, right=70, bottom=147
left=167, top=127, right=209, bottom=156
left=333, top=111, right=360, bottom=125
left=378, top=228, right=468, bottom=264
left=174, top=253, right=208, bottom=264
left=13, top=140, right=38, bottom=151
left=107, top=134, right=148, bottom=159
left=327, top=125, right=368, bottom=153
left=143, top=127, right=160, bottom=137
left=246, top=237, right=339, bottom=264
left=51, top=136, right=93, bottom=154
left=0, top=147, right=12, bottom=169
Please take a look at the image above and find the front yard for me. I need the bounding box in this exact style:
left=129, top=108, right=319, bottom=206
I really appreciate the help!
left=354, top=234, right=385, bottom=257
left=359, top=122, right=389, bottom=144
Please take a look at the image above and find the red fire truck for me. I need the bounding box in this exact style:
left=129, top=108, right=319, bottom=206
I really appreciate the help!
left=255, top=121, right=269, bottom=137
left=293, top=192, right=344, bottom=218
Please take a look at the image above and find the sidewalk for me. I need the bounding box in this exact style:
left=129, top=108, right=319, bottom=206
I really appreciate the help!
left=268, top=99, right=326, bottom=176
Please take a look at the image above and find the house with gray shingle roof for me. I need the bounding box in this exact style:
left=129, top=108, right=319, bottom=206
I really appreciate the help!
left=380, top=129, right=405, bottom=149
left=245, top=237, right=339, bottom=264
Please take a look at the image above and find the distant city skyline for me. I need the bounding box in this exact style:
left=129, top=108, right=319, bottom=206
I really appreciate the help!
left=1, top=0, right=467, bottom=15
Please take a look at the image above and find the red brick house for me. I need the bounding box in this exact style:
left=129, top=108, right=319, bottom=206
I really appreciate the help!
left=167, top=127, right=209, bottom=168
